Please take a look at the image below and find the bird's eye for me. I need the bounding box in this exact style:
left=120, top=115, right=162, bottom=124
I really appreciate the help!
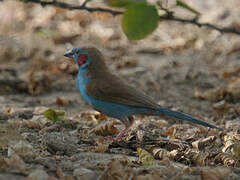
left=76, top=50, right=81, bottom=55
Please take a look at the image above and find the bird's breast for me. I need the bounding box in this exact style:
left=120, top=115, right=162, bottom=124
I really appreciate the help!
left=77, top=70, right=92, bottom=103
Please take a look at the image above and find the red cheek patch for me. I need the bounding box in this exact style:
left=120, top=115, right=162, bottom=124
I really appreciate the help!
left=77, top=54, right=88, bottom=66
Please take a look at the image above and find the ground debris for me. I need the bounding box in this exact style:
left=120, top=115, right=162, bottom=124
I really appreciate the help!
left=89, top=120, right=120, bottom=137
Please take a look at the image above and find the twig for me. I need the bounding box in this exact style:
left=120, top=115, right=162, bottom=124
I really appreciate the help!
left=25, top=0, right=122, bottom=15
left=21, top=0, right=240, bottom=35
left=161, top=15, right=240, bottom=35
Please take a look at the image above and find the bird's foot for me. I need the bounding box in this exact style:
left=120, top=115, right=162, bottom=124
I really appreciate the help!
left=103, top=116, right=134, bottom=141
left=103, top=126, right=130, bottom=141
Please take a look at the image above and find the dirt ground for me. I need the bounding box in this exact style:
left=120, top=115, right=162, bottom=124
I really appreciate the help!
left=1, top=0, right=240, bottom=179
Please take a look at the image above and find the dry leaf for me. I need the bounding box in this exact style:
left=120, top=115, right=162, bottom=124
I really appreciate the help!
left=185, top=149, right=208, bottom=166
left=152, top=148, right=171, bottom=160
left=136, top=130, right=145, bottom=142
left=222, top=134, right=240, bottom=158
left=165, top=127, right=176, bottom=137
left=90, top=120, right=119, bottom=137
left=81, top=111, right=107, bottom=124
left=215, top=153, right=236, bottom=166
left=56, top=97, right=69, bottom=106
left=137, top=148, right=154, bottom=166
left=192, top=152, right=208, bottom=166
left=194, top=87, right=226, bottom=102
left=94, top=138, right=111, bottom=153
left=5, top=107, right=15, bottom=114
left=192, top=136, right=216, bottom=151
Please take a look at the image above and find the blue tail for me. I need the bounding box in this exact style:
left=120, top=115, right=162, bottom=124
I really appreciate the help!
left=157, top=106, right=222, bottom=130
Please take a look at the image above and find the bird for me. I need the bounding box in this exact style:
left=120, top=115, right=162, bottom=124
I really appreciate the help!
left=64, top=47, right=222, bottom=140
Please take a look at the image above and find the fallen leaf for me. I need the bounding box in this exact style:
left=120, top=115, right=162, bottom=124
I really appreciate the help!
left=81, top=111, right=107, bottom=124
left=90, top=120, right=119, bottom=137
left=152, top=148, right=170, bottom=160
left=137, top=148, right=154, bottom=166
left=192, top=136, right=216, bottom=151
left=56, top=97, right=69, bottom=106
left=194, top=87, right=226, bottom=102
left=94, top=138, right=111, bottom=153
left=165, top=126, right=176, bottom=137
left=43, top=108, right=66, bottom=123
left=215, top=153, right=236, bottom=166
left=222, top=134, right=240, bottom=158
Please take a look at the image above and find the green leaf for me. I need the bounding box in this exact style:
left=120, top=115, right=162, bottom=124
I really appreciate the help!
left=176, top=0, right=200, bottom=15
left=137, top=148, right=154, bottom=166
left=122, top=2, right=159, bottom=40
left=43, top=108, right=66, bottom=123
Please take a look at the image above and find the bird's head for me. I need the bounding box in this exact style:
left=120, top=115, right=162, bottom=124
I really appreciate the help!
left=64, top=47, right=108, bottom=75
left=64, top=48, right=90, bottom=69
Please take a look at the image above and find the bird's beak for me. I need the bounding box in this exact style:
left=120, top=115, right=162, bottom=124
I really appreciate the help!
left=64, top=49, right=74, bottom=58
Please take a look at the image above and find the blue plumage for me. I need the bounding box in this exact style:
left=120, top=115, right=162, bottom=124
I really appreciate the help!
left=77, top=61, right=150, bottom=121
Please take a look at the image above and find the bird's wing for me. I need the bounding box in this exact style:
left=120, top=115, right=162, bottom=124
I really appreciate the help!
left=86, top=74, right=159, bottom=109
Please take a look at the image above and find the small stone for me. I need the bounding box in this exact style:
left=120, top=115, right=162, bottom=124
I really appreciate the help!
left=73, top=168, right=97, bottom=180
left=9, top=140, right=36, bottom=159
left=27, top=169, right=49, bottom=180
left=42, top=132, right=78, bottom=156
left=6, top=149, right=26, bottom=172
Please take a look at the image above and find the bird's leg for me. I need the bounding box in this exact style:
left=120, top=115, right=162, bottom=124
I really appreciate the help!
left=103, top=116, right=134, bottom=141
left=113, top=116, right=134, bottom=141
